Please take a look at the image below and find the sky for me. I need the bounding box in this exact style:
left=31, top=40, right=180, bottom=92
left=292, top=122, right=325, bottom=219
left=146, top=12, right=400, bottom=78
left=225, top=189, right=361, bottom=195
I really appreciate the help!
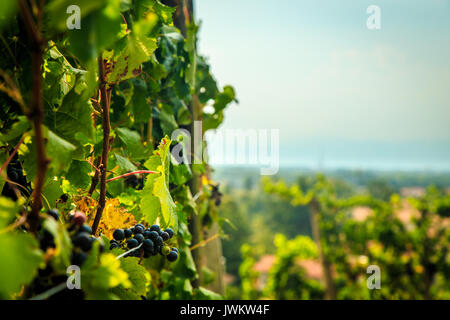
left=195, top=0, right=450, bottom=170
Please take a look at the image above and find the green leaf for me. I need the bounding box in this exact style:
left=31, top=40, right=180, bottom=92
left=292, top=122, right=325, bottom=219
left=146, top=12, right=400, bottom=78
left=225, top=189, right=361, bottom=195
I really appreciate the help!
left=436, top=197, right=450, bottom=218
left=171, top=185, right=197, bottom=217
left=44, top=89, right=94, bottom=146
left=0, top=232, right=43, bottom=299
left=159, top=104, right=178, bottom=135
left=153, top=0, right=176, bottom=24
left=104, top=33, right=157, bottom=84
left=115, top=127, right=149, bottom=160
left=140, top=137, right=177, bottom=230
left=0, top=116, right=30, bottom=143
left=203, top=111, right=224, bottom=132
left=81, top=244, right=131, bottom=299
left=170, top=162, right=191, bottom=186
left=112, top=257, right=150, bottom=300
left=134, top=0, right=175, bottom=27
left=114, top=153, right=138, bottom=173
left=176, top=103, right=192, bottom=125
left=185, top=22, right=198, bottom=91
left=196, top=56, right=219, bottom=104
left=174, top=248, right=197, bottom=278
left=0, top=0, right=17, bottom=31
left=214, top=85, right=236, bottom=112
left=153, top=171, right=177, bottom=228
left=130, top=79, right=152, bottom=124
left=66, top=160, right=92, bottom=189
left=194, top=287, right=223, bottom=300
left=120, top=0, right=132, bottom=12
left=42, top=178, right=64, bottom=209
left=21, top=137, right=38, bottom=182
left=43, top=47, right=87, bottom=107
left=47, top=0, right=123, bottom=65
left=46, top=129, right=76, bottom=173
left=0, top=196, right=21, bottom=228
left=202, top=85, right=236, bottom=131
left=140, top=173, right=160, bottom=225
left=46, top=0, right=108, bottom=31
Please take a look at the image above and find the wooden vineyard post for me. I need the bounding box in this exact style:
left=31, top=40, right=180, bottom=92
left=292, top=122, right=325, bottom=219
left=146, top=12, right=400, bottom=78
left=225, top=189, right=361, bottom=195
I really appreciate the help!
left=310, top=197, right=337, bottom=299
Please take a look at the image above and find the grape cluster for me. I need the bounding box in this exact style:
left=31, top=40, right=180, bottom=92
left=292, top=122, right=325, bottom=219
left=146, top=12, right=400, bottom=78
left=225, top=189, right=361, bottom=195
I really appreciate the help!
left=211, top=184, right=223, bottom=206
left=38, top=209, right=103, bottom=267
left=110, top=224, right=178, bottom=262
left=1, top=153, right=32, bottom=201
left=33, top=209, right=101, bottom=300
left=69, top=211, right=104, bottom=266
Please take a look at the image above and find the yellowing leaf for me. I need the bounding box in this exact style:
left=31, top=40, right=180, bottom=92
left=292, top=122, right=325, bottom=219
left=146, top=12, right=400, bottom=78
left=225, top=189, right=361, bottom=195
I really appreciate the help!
left=100, top=254, right=131, bottom=288
left=81, top=249, right=131, bottom=300
left=74, top=197, right=137, bottom=239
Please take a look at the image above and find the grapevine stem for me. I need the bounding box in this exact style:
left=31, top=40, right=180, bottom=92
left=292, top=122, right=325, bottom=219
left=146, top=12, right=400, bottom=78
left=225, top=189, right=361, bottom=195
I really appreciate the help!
left=91, top=57, right=111, bottom=235
left=116, top=243, right=143, bottom=260
left=88, top=156, right=101, bottom=196
left=106, top=170, right=159, bottom=183
left=19, top=0, right=48, bottom=233
left=29, top=282, right=67, bottom=300
left=0, top=214, right=27, bottom=235
left=1, top=178, right=30, bottom=198
left=0, top=133, right=26, bottom=175
left=192, top=190, right=203, bottom=202
left=86, top=158, right=101, bottom=174
left=189, top=233, right=220, bottom=251
left=0, top=69, right=27, bottom=112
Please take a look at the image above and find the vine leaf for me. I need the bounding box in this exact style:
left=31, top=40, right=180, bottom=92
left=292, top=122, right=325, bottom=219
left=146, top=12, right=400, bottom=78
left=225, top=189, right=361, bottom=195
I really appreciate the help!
left=115, top=127, right=150, bottom=161
left=203, top=85, right=236, bottom=131
left=194, top=287, right=223, bottom=300
left=104, top=34, right=157, bottom=84
left=153, top=0, right=176, bottom=24
left=46, top=0, right=123, bottom=65
left=112, top=257, right=151, bottom=300
left=130, top=79, right=152, bottom=124
left=114, top=153, right=138, bottom=173
left=0, top=229, right=43, bottom=298
left=42, top=178, right=64, bottom=209
left=159, top=104, right=178, bottom=135
left=140, top=136, right=177, bottom=230
left=153, top=165, right=177, bottom=228
left=43, top=47, right=86, bottom=106
left=44, top=89, right=95, bottom=147
left=81, top=243, right=131, bottom=299
left=66, top=160, right=92, bottom=189
left=46, top=129, right=76, bottom=173
left=140, top=178, right=160, bottom=226
left=84, top=198, right=137, bottom=240
left=0, top=116, right=30, bottom=143
left=0, top=196, right=21, bottom=228
left=134, top=0, right=175, bottom=30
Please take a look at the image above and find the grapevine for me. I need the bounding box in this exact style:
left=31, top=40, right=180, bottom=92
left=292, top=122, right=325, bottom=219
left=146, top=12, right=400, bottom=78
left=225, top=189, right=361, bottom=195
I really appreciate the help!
left=0, top=0, right=235, bottom=300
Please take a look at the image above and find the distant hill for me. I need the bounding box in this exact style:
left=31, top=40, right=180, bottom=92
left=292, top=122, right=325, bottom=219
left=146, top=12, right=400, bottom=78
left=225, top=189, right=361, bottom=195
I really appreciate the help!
left=212, top=166, right=450, bottom=191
